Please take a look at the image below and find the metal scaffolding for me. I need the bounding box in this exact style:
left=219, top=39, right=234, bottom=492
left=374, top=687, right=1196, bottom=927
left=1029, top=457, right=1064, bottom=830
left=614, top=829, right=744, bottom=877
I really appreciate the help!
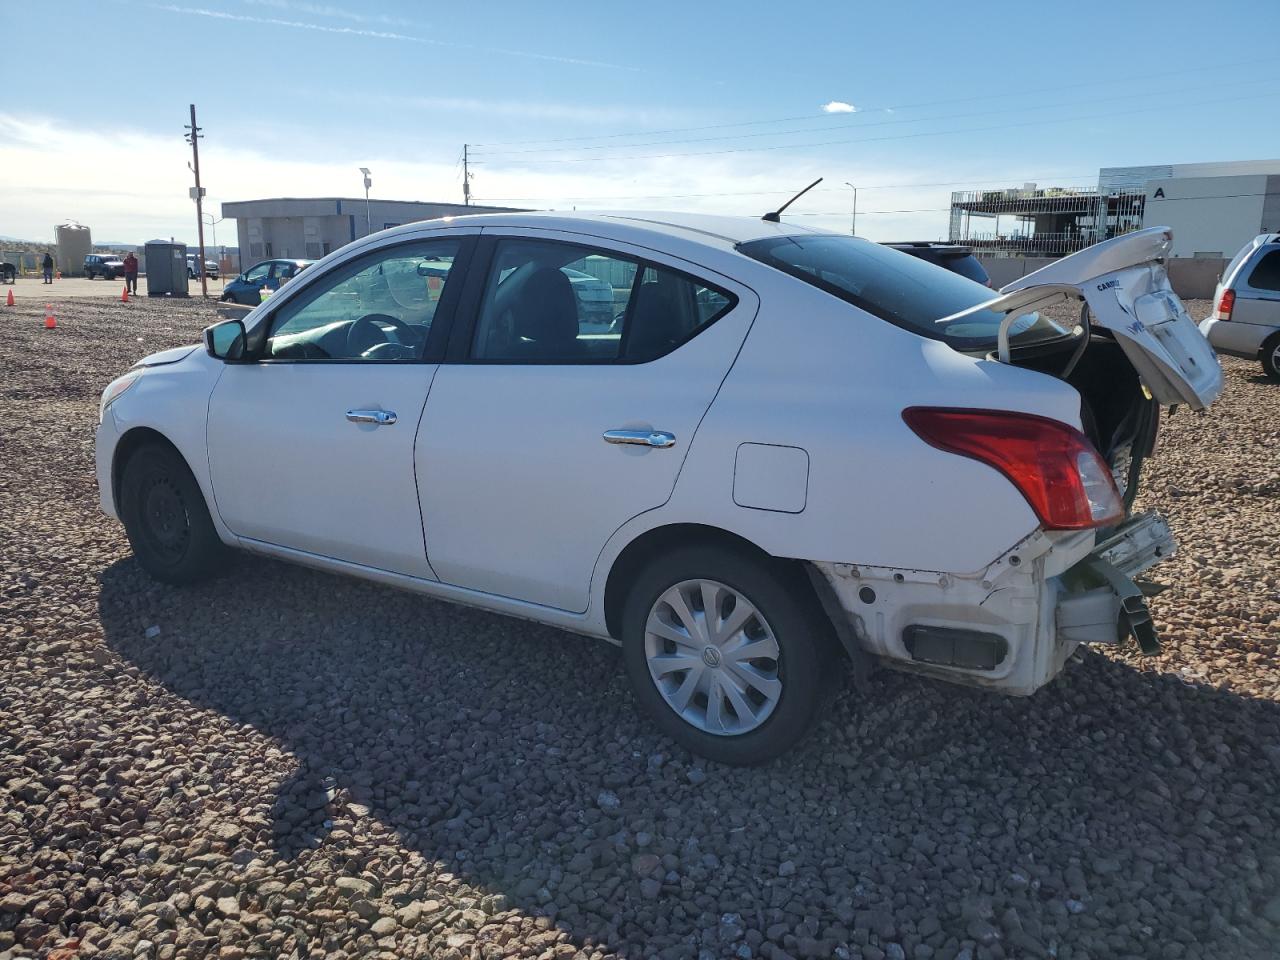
left=949, top=182, right=1145, bottom=258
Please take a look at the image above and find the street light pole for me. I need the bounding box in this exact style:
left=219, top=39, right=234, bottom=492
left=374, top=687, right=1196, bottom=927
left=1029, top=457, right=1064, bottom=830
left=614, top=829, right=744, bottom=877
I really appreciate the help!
left=844, top=181, right=858, bottom=236
left=202, top=212, right=224, bottom=282
left=359, top=167, right=372, bottom=236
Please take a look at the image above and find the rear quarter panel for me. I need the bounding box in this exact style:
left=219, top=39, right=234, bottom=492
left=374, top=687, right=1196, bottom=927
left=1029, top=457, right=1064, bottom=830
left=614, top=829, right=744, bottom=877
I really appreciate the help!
left=598, top=273, right=1085, bottom=580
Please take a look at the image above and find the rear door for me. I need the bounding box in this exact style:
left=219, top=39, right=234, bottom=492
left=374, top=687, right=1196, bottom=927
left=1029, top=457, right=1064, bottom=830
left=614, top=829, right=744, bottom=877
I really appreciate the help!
left=997, top=227, right=1223, bottom=409
left=415, top=230, right=758, bottom=612
left=1234, top=245, right=1280, bottom=326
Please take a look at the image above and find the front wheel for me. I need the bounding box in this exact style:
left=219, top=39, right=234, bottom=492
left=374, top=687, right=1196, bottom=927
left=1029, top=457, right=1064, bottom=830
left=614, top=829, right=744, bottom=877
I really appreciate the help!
left=119, top=443, right=229, bottom=584
left=621, top=545, right=839, bottom=765
left=1261, top=333, right=1280, bottom=382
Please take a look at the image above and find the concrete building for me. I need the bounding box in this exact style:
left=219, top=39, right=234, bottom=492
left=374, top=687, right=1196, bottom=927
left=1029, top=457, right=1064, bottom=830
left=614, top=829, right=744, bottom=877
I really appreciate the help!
left=221, top=197, right=525, bottom=265
left=951, top=159, right=1280, bottom=261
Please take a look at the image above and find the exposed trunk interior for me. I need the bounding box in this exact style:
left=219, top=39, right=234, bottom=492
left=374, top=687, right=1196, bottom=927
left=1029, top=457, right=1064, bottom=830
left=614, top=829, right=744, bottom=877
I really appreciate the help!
left=1006, top=321, right=1160, bottom=512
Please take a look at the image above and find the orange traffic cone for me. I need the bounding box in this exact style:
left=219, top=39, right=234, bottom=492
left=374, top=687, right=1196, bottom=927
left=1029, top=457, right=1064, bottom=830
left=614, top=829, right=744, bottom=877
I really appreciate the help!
left=5, top=288, right=13, bottom=307
left=44, top=304, right=56, bottom=329
left=121, top=285, right=129, bottom=303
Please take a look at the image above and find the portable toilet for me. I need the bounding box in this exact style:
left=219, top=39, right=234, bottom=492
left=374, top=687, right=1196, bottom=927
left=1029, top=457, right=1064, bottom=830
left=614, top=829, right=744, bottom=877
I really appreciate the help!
left=143, top=240, right=189, bottom=297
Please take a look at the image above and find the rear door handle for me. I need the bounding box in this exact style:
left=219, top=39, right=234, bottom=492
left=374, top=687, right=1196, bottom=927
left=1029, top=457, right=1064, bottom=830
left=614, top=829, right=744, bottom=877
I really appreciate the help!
left=603, top=429, right=676, bottom=448
left=346, top=409, right=397, bottom=426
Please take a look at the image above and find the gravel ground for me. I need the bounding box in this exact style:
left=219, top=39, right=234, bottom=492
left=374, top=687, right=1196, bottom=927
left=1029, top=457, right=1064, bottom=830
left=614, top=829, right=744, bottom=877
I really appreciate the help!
left=1, top=296, right=1278, bottom=960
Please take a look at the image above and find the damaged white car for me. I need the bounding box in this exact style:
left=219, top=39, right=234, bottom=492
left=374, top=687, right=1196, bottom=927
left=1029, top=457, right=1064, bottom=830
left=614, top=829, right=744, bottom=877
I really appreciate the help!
left=95, top=212, right=1222, bottom=764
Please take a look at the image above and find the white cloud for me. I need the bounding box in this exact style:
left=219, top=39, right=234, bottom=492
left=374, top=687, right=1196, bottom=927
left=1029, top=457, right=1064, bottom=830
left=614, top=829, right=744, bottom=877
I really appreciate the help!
left=0, top=113, right=961, bottom=245
left=337, top=92, right=684, bottom=128
left=148, top=4, right=637, bottom=70
left=243, top=0, right=411, bottom=27
left=822, top=101, right=858, bottom=114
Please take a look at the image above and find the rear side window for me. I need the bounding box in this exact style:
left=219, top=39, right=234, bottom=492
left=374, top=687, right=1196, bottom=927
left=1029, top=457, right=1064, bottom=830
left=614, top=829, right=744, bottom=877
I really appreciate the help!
left=940, top=254, right=990, bottom=286
left=739, top=234, right=1066, bottom=351
left=1246, top=249, right=1280, bottom=291
left=470, top=238, right=736, bottom=363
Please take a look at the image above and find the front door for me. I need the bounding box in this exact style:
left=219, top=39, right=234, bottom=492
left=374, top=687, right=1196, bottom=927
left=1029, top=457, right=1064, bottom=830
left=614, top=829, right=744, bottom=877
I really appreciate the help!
left=207, top=234, right=472, bottom=577
left=417, top=232, right=757, bottom=612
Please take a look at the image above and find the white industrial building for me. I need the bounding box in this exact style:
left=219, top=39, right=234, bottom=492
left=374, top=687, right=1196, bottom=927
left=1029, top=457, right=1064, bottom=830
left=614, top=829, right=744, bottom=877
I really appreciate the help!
left=221, top=197, right=525, bottom=264
left=1101, top=159, right=1280, bottom=258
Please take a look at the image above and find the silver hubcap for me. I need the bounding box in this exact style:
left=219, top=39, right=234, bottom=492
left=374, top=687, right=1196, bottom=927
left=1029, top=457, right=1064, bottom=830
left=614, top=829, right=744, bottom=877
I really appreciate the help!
left=644, top=578, right=782, bottom=736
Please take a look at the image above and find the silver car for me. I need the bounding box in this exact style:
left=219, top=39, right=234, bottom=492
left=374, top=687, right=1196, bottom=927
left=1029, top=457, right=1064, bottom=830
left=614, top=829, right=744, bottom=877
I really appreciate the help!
left=1199, top=233, right=1280, bottom=380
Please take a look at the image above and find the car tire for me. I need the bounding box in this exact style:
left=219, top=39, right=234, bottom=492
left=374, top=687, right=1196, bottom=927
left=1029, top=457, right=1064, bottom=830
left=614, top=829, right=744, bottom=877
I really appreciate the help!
left=119, top=442, right=229, bottom=585
left=1261, top=333, right=1280, bottom=382
left=621, top=544, right=839, bottom=765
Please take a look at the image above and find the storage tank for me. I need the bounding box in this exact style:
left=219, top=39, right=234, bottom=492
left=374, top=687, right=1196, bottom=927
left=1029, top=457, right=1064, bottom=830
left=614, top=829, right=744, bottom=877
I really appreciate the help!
left=55, top=222, right=92, bottom=276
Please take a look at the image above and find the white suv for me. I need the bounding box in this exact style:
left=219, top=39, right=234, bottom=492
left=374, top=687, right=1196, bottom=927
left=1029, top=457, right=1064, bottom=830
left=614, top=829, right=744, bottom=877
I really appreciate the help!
left=95, top=214, right=1221, bottom=764
left=1199, top=233, right=1280, bottom=380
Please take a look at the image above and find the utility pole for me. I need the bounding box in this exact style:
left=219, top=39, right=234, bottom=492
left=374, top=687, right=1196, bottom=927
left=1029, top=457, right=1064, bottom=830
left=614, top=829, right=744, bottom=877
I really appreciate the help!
left=462, top=144, right=471, bottom=206
left=360, top=168, right=372, bottom=235
left=844, top=181, right=858, bottom=236
left=185, top=104, right=208, bottom=298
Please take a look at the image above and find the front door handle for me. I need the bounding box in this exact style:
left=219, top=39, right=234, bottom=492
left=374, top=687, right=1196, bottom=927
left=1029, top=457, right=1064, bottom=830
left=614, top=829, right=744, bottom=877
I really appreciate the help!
left=346, top=409, right=397, bottom=426
left=603, top=429, right=676, bottom=448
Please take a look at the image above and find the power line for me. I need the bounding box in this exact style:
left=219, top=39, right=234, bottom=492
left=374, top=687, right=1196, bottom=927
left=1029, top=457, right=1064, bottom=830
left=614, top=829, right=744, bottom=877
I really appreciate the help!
left=474, top=77, right=1257, bottom=158
left=469, top=56, right=1270, bottom=148
left=468, top=92, right=1277, bottom=166
left=477, top=175, right=1102, bottom=205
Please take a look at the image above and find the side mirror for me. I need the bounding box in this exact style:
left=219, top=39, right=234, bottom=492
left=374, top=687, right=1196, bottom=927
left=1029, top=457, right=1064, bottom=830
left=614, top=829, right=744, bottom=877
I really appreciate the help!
left=205, top=319, right=247, bottom=361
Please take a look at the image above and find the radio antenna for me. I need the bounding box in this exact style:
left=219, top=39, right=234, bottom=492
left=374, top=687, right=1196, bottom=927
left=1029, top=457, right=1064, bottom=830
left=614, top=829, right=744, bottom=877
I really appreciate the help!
left=763, top=177, right=823, bottom=222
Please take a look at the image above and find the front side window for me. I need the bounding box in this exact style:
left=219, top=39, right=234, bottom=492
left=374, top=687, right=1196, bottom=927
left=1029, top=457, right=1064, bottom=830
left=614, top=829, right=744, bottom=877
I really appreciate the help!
left=264, top=239, right=462, bottom=361
left=243, top=262, right=270, bottom=284
left=1246, top=248, right=1280, bottom=291
left=471, top=238, right=735, bottom=363
left=739, top=234, right=1071, bottom=352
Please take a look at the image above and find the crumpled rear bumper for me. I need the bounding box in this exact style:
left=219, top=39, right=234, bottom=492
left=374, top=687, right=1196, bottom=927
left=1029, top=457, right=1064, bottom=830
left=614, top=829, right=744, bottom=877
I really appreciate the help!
left=1055, top=511, right=1174, bottom=654
left=812, top=511, right=1177, bottom=695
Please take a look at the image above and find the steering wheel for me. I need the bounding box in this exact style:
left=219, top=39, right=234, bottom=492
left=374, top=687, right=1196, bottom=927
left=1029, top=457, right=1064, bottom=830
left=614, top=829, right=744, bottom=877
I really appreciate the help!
left=346, top=313, right=416, bottom=358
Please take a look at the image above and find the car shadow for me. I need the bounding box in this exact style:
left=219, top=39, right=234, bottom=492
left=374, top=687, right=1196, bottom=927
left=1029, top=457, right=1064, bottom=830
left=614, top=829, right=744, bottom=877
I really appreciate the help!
left=98, top=554, right=1280, bottom=957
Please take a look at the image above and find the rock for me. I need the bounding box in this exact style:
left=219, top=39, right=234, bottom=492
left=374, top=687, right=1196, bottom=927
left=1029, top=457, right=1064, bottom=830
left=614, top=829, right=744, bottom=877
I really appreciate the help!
left=966, top=919, right=1000, bottom=946
left=214, top=897, right=239, bottom=918
left=639, top=878, right=662, bottom=900
left=370, top=917, right=396, bottom=937
left=632, top=853, right=661, bottom=877
left=334, top=877, right=375, bottom=899
left=778, top=860, right=796, bottom=877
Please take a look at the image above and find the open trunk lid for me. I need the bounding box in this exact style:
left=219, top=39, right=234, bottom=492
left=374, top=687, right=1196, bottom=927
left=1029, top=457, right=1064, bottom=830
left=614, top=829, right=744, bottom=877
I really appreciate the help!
left=944, top=227, right=1224, bottom=410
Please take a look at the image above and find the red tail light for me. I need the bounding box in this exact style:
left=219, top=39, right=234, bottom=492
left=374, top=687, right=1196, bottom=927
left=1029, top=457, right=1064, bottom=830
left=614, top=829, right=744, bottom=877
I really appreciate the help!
left=1214, top=288, right=1235, bottom=320
left=903, top=408, right=1124, bottom=530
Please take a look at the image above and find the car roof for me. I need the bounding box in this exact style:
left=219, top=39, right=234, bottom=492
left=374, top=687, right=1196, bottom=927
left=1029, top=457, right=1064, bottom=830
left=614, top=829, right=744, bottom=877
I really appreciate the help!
left=381, top=210, right=829, bottom=252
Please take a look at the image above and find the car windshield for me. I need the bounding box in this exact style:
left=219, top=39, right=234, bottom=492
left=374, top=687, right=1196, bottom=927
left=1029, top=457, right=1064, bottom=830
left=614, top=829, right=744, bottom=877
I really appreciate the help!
left=738, top=234, right=1073, bottom=351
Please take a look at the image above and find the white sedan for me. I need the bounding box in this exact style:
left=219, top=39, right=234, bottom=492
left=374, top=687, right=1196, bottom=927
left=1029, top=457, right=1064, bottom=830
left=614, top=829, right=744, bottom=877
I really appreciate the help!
left=95, top=214, right=1222, bottom=764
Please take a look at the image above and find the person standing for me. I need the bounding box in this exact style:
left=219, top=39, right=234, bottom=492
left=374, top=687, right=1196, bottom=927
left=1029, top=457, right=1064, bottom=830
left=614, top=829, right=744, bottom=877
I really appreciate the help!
left=42, top=251, right=54, bottom=284
left=123, top=251, right=139, bottom=295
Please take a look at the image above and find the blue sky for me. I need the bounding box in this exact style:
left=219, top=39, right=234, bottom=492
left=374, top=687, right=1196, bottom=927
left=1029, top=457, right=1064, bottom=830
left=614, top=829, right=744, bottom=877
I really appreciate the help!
left=2, top=0, right=1278, bottom=243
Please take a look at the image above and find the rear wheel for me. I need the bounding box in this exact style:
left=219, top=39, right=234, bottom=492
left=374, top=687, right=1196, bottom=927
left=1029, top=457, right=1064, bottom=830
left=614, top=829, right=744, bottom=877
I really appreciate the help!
left=621, top=544, right=839, bottom=765
left=1261, top=333, right=1280, bottom=382
left=119, top=443, right=228, bottom=584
